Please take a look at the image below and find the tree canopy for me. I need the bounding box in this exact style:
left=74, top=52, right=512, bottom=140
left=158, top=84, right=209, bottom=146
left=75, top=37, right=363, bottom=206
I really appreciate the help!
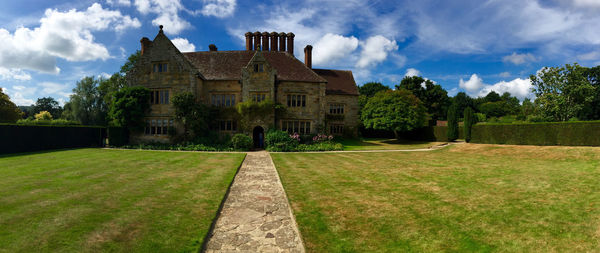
left=108, top=86, right=150, bottom=131
left=359, top=82, right=390, bottom=97
left=396, top=76, right=450, bottom=120
left=361, top=89, right=426, bottom=137
left=0, top=89, right=23, bottom=123
left=32, top=97, right=62, bottom=119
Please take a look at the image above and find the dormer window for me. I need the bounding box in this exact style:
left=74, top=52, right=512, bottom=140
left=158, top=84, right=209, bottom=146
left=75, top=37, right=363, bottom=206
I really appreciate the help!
left=254, top=64, right=263, bottom=72
left=153, top=62, right=168, bottom=73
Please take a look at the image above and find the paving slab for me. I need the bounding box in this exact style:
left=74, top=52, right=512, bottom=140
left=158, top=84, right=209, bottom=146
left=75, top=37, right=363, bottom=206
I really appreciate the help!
left=205, top=151, right=304, bottom=253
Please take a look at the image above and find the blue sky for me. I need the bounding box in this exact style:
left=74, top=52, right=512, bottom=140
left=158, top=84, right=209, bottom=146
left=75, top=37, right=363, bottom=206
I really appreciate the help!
left=1, top=0, right=599, bottom=105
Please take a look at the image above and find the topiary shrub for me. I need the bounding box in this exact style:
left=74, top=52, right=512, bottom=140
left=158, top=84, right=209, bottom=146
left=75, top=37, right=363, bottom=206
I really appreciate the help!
left=447, top=104, right=459, bottom=141
left=265, top=129, right=298, bottom=152
left=231, top=133, right=252, bottom=150
left=463, top=107, right=474, bottom=142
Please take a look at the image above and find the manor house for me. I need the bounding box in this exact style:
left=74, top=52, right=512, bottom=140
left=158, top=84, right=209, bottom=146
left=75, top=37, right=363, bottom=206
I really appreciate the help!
left=128, top=26, right=359, bottom=147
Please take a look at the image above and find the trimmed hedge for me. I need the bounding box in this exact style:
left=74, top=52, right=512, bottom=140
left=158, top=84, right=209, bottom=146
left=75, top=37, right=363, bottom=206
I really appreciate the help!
left=470, top=121, right=600, bottom=146
left=0, top=124, right=105, bottom=154
left=108, top=127, right=129, bottom=147
left=402, top=126, right=463, bottom=141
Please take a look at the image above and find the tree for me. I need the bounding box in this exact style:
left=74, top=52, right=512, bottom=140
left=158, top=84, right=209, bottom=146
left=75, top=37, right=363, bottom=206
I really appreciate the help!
left=580, top=65, right=600, bottom=120
left=396, top=76, right=450, bottom=120
left=447, top=103, right=459, bottom=141
left=451, top=92, right=474, bottom=117
left=361, top=89, right=427, bottom=138
left=172, top=92, right=212, bottom=140
left=108, top=86, right=150, bottom=131
left=34, top=111, right=53, bottom=121
left=483, top=91, right=501, bottom=102
left=530, top=63, right=596, bottom=121
left=463, top=107, right=474, bottom=142
left=0, top=89, right=23, bottom=123
left=359, top=82, right=390, bottom=97
left=33, top=97, right=62, bottom=119
left=67, top=76, right=106, bottom=125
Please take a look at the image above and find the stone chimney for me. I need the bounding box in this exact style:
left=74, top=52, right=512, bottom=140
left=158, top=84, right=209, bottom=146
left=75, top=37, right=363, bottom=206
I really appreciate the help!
left=270, top=32, right=278, bottom=51
left=209, top=44, right=218, bottom=51
left=304, top=45, right=312, bottom=68
left=261, top=32, right=269, bottom=51
left=279, top=32, right=287, bottom=51
left=245, top=32, right=253, bottom=50
left=286, top=33, right=295, bottom=56
left=140, top=37, right=152, bottom=56
left=253, top=31, right=261, bottom=50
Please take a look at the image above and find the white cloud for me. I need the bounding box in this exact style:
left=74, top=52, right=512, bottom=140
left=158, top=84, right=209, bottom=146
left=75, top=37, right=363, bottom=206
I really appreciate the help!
left=459, top=74, right=533, bottom=100
left=39, top=82, right=72, bottom=98
left=0, top=3, right=140, bottom=79
left=499, top=71, right=511, bottom=78
left=312, top=33, right=358, bottom=65
left=171, top=38, right=196, bottom=52
left=577, top=51, right=600, bottom=61
left=134, top=0, right=190, bottom=35
left=4, top=85, right=37, bottom=105
left=200, top=0, right=236, bottom=18
left=106, top=0, right=131, bottom=6
left=0, top=68, right=31, bottom=81
left=356, top=35, right=398, bottom=68
left=404, top=68, right=421, bottom=77
left=502, top=52, right=537, bottom=65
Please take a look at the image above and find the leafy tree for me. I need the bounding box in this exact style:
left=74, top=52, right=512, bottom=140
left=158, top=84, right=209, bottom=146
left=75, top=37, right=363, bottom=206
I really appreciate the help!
left=359, top=82, right=390, bottom=97
left=361, top=89, right=426, bottom=138
left=518, top=98, right=536, bottom=120
left=579, top=65, right=600, bottom=120
left=483, top=91, right=501, bottom=102
left=33, top=97, right=62, bottom=119
left=67, top=76, right=107, bottom=125
left=172, top=92, right=212, bottom=140
left=396, top=76, right=450, bottom=120
left=0, top=89, right=23, bottom=123
left=34, top=111, right=53, bottom=121
left=447, top=103, right=458, bottom=141
left=451, top=92, right=474, bottom=116
left=530, top=63, right=596, bottom=121
left=463, top=107, right=474, bottom=142
left=479, top=101, right=508, bottom=118
left=108, top=86, right=150, bottom=131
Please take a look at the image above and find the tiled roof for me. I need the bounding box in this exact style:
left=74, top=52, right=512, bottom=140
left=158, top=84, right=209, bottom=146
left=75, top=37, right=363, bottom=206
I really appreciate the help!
left=183, top=50, right=326, bottom=83
left=312, top=69, right=359, bottom=95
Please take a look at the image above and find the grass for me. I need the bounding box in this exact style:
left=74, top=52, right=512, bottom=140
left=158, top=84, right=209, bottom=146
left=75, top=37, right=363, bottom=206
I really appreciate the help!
left=0, top=148, right=245, bottom=252
left=272, top=144, right=600, bottom=252
left=339, top=138, right=443, bottom=151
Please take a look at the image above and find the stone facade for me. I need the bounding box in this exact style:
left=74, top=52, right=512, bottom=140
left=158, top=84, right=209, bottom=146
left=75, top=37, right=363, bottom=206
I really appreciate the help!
left=128, top=27, right=359, bottom=144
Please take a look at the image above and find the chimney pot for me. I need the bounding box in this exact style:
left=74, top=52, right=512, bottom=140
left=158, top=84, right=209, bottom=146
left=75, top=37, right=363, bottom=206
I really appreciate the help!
left=253, top=31, right=261, bottom=51
left=209, top=44, right=218, bottom=51
left=261, top=32, right=270, bottom=51
left=286, top=32, right=295, bottom=56
left=270, top=32, right=278, bottom=52
left=140, top=37, right=151, bottom=56
left=245, top=32, right=253, bottom=50
left=278, top=32, right=286, bottom=51
left=304, top=45, right=313, bottom=68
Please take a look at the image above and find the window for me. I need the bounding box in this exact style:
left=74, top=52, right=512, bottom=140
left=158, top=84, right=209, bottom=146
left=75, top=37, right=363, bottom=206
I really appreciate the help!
left=281, top=120, right=311, bottom=134
left=153, top=62, right=168, bottom=73
left=145, top=118, right=174, bottom=136
left=329, top=103, right=344, bottom=114
left=330, top=124, right=344, bottom=135
left=211, top=94, right=236, bottom=107
left=287, top=94, right=306, bottom=107
left=150, top=89, right=169, bottom=104
left=254, top=63, right=264, bottom=72
left=251, top=93, right=267, bottom=103
left=216, top=120, right=237, bottom=131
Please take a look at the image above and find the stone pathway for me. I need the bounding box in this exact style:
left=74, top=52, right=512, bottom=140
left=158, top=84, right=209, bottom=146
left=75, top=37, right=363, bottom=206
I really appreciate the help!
left=204, top=151, right=304, bottom=253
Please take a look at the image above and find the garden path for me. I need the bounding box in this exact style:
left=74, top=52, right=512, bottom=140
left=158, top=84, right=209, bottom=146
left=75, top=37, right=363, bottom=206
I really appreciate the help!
left=204, top=151, right=304, bottom=253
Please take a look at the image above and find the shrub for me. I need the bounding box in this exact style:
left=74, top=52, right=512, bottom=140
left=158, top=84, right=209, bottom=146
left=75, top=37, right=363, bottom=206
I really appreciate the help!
left=463, top=107, right=474, bottom=142
left=312, top=134, right=333, bottom=143
left=296, top=141, right=343, bottom=151
left=35, top=111, right=53, bottom=121
left=16, top=118, right=81, bottom=126
left=527, top=115, right=550, bottom=122
left=265, top=129, right=297, bottom=152
left=121, top=142, right=233, bottom=152
left=447, top=104, right=459, bottom=141
left=108, top=126, right=128, bottom=147
left=231, top=133, right=252, bottom=150
left=474, top=113, right=486, bottom=122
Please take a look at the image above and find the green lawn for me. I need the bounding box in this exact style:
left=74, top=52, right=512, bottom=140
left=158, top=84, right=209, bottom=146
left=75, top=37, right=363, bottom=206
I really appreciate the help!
left=339, top=138, right=442, bottom=151
left=0, top=149, right=245, bottom=252
left=272, top=144, right=600, bottom=252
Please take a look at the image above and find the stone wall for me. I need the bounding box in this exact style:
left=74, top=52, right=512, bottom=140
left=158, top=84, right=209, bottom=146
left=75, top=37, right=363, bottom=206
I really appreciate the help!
left=276, top=81, right=326, bottom=133
left=325, top=94, right=360, bottom=136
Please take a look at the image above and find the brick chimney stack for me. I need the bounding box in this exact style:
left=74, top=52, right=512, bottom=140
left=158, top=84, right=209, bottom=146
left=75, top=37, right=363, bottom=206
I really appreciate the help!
left=286, top=32, right=295, bottom=56
left=253, top=31, right=261, bottom=50
left=245, top=32, right=253, bottom=50
left=304, top=45, right=312, bottom=68
left=279, top=32, right=286, bottom=51
left=140, top=37, right=151, bottom=56
left=209, top=44, right=218, bottom=51
left=270, top=32, right=278, bottom=52
left=261, top=32, right=270, bottom=51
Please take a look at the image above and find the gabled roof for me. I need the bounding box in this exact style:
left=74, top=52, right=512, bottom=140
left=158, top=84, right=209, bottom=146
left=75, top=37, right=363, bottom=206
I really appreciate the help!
left=183, top=50, right=326, bottom=83
left=312, top=69, right=359, bottom=95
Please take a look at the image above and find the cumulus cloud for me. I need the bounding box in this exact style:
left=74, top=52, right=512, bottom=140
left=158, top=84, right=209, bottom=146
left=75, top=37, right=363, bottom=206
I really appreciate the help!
left=39, top=82, right=72, bottom=98
left=0, top=68, right=31, bottom=81
left=171, top=38, right=196, bottom=52
left=0, top=3, right=140, bottom=79
left=499, top=71, right=511, bottom=78
left=404, top=68, right=421, bottom=77
left=134, top=0, right=190, bottom=35
left=200, top=0, right=236, bottom=18
left=106, top=0, right=131, bottom=6
left=4, top=85, right=37, bottom=105
left=312, top=33, right=358, bottom=65
left=577, top=51, right=600, bottom=61
left=502, top=52, right=537, bottom=65
left=356, top=35, right=398, bottom=68
left=459, top=74, right=533, bottom=100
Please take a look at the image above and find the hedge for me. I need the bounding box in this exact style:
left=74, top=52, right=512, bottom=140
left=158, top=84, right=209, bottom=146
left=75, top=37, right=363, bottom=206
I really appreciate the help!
left=401, top=126, right=463, bottom=141
left=470, top=121, right=600, bottom=146
left=0, top=124, right=105, bottom=154
left=107, top=127, right=129, bottom=147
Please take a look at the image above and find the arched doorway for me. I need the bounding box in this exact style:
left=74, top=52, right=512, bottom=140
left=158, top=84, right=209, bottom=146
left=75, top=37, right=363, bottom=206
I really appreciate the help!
left=253, top=126, right=264, bottom=149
